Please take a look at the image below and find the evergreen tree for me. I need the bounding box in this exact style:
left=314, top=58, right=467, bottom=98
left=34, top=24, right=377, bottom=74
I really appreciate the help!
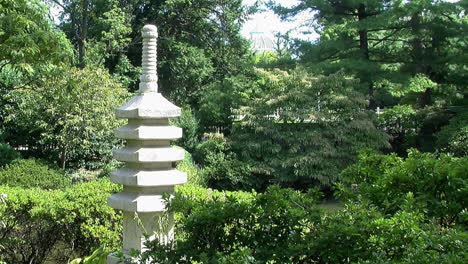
left=269, top=0, right=467, bottom=109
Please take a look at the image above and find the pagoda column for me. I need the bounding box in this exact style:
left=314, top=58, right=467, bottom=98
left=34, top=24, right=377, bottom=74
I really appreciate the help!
left=107, top=24, right=187, bottom=263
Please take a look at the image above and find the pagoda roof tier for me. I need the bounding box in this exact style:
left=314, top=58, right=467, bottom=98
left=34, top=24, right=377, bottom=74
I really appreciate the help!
left=108, top=192, right=166, bottom=212
left=116, top=92, right=181, bottom=119
left=115, top=124, right=182, bottom=140
left=110, top=168, right=187, bottom=186
left=113, top=146, right=185, bottom=163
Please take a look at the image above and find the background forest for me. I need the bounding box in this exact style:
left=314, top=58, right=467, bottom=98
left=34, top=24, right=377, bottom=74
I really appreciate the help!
left=0, top=0, right=467, bottom=263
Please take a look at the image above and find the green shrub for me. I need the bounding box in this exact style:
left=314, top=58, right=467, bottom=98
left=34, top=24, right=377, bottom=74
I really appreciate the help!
left=0, top=143, right=20, bottom=168
left=378, top=105, right=420, bottom=155
left=171, top=107, right=200, bottom=153
left=194, top=133, right=253, bottom=190
left=0, top=179, right=122, bottom=264
left=338, top=150, right=468, bottom=226
left=315, top=198, right=467, bottom=264
left=70, top=245, right=109, bottom=264
left=232, top=69, right=389, bottom=188
left=3, top=66, right=129, bottom=170
left=131, top=184, right=322, bottom=263
left=176, top=150, right=203, bottom=186
left=0, top=159, right=71, bottom=189
left=436, top=110, right=468, bottom=157
left=129, top=186, right=466, bottom=264
left=98, top=159, right=124, bottom=178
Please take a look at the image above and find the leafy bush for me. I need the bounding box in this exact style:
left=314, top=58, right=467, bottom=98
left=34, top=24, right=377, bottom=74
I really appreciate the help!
left=0, top=159, right=71, bottom=189
left=196, top=74, right=256, bottom=135
left=0, top=179, right=122, bottom=264
left=171, top=107, right=200, bottom=153
left=3, top=66, right=129, bottom=170
left=338, top=150, right=468, bottom=226
left=378, top=105, right=420, bottom=155
left=194, top=133, right=253, bottom=190
left=232, top=69, right=389, bottom=188
left=436, top=110, right=468, bottom=157
left=129, top=186, right=466, bottom=264
left=70, top=243, right=109, bottom=264
left=378, top=106, right=455, bottom=155
left=176, top=151, right=203, bottom=186
left=316, top=199, right=467, bottom=264
left=133, top=184, right=323, bottom=263
left=0, top=143, right=19, bottom=168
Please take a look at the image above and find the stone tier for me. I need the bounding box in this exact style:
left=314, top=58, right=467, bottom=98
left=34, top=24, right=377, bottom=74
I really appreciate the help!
left=113, top=146, right=185, bottom=163
left=115, top=124, right=182, bottom=140
left=111, top=168, right=187, bottom=186
left=108, top=192, right=167, bottom=212
left=116, top=93, right=181, bottom=119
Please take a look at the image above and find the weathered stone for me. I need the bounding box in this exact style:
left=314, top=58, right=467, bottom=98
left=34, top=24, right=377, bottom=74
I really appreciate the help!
left=116, top=93, right=181, bottom=119
left=110, top=168, right=187, bottom=186
left=107, top=24, right=186, bottom=263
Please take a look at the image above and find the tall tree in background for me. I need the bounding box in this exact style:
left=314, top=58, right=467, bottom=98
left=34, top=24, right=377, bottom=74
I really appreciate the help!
left=48, top=0, right=132, bottom=68
left=270, top=0, right=467, bottom=109
left=0, top=0, right=130, bottom=169
left=0, top=0, right=73, bottom=143
left=50, top=0, right=255, bottom=108
left=270, top=0, right=467, bottom=154
left=270, top=0, right=393, bottom=109
left=126, top=0, right=255, bottom=106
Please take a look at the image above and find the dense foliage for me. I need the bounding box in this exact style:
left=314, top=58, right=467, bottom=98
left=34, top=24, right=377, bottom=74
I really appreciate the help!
left=338, top=149, right=468, bottom=226
left=3, top=66, right=129, bottom=169
left=232, top=69, right=389, bottom=188
left=435, top=110, right=468, bottom=157
left=0, top=179, right=121, bottom=264
left=0, top=143, right=19, bottom=168
left=128, top=181, right=467, bottom=264
left=0, top=159, right=71, bottom=190
left=0, top=0, right=466, bottom=263
left=194, top=133, right=252, bottom=190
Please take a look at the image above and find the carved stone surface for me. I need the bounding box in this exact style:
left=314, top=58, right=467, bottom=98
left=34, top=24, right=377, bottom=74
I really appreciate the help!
left=107, top=24, right=186, bottom=263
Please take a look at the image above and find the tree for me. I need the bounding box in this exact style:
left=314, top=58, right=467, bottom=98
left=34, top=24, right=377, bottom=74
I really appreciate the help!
left=124, top=0, right=255, bottom=106
left=48, top=0, right=132, bottom=68
left=232, top=68, right=389, bottom=188
left=270, top=0, right=393, bottom=109
left=0, top=0, right=72, bottom=72
left=269, top=0, right=467, bottom=110
left=50, top=0, right=256, bottom=107
left=3, top=66, right=129, bottom=169
left=0, top=0, right=73, bottom=134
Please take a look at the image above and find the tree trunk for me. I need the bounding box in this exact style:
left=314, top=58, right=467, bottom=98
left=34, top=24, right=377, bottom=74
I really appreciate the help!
left=60, top=147, right=67, bottom=170
left=76, top=0, right=90, bottom=68
left=410, top=11, right=431, bottom=107
left=358, top=4, right=376, bottom=110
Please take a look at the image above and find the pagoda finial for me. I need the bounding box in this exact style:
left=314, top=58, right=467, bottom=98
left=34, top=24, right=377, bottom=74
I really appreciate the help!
left=140, top=24, right=158, bottom=93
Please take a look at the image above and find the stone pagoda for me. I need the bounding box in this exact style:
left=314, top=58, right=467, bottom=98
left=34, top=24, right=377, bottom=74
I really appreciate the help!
left=107, top=24, right=187, bottom=263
